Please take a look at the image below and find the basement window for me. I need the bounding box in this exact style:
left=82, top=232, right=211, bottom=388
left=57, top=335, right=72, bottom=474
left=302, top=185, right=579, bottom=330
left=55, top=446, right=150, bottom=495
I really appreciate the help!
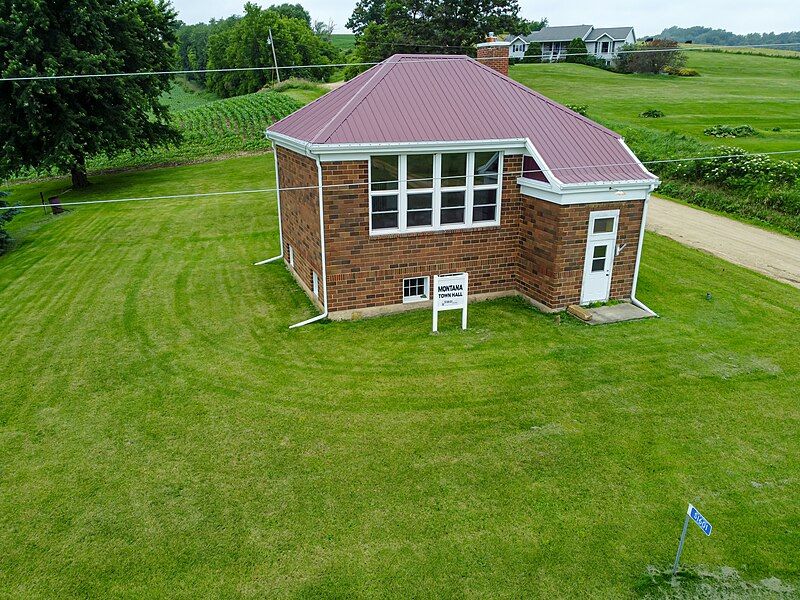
left=369, top=151, right=503, bottom=234
left=403, top=276, right=429, bottom=303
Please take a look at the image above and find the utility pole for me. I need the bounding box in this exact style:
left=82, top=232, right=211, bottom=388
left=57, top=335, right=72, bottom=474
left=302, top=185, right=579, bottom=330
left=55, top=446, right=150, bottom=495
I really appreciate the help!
left=268, top=28, right=281, bottom=84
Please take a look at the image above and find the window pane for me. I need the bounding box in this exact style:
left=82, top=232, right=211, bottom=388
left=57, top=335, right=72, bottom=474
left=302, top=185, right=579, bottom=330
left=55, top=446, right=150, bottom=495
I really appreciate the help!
left=407, top=192, right=432, bottom=210
left=473, top=205, right=496, bottom=222
left=407, top=210, right=432, bottom=227
left=372, top=212, right=398, bottom=230
left=593, top=245, right=607, bottom=259
left=371, top=155, right=399, bottom=191
left=473, top=188, right=497, bottom=206
left=372, top=195, right=398, bottom=212
left=407, top=154, right=434, bottom=189
left=475, top=152, right=499, bottom=185
left=592, top=258, right=606, bottom=272
left=441, top=208, right=465, bottom=224
left=441, top=190, right=466, bottom=208
left=593, top=217, right=614, bottom=234
left=441, top=153, right=467, bottom=187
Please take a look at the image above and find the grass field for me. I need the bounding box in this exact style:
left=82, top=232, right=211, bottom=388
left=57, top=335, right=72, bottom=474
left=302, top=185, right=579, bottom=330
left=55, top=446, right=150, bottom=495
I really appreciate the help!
left=510, top=51, right=800, bottom=155
left=331, top=33, right=356, bottom=52
left=1, top=154, right=798, bottom=598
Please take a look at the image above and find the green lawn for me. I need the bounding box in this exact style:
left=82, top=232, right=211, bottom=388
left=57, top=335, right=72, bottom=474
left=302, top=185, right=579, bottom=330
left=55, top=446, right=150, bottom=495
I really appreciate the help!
left=1, top=155, right=798, bottom=598
left=510, top=51, right=800, bottom=155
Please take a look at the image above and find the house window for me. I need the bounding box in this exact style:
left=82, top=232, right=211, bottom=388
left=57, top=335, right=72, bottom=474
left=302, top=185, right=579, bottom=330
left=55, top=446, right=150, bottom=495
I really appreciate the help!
left=601, top=41, right=610, bottom=53
left=403, top=276, right=429, bottom=303
left=369, top=151, right=503, bottom=234
left=288, top=244, right=294, bottom=267
left=312, top=271, right=319, bottom=297
left=370, top=154, right=400, bottom=230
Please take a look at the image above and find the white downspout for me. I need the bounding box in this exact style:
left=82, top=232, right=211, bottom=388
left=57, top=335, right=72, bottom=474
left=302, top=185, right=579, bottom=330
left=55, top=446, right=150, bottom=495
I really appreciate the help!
left=254, top=149, right=284, bottom=265
left=289, top=157, right=329, bottom=328
left=630, top=193, right=658, bottom=317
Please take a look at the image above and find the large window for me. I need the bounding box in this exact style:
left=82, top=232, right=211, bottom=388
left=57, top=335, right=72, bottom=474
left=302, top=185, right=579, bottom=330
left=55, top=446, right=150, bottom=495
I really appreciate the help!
left=369, top=151, right=503, bottom=234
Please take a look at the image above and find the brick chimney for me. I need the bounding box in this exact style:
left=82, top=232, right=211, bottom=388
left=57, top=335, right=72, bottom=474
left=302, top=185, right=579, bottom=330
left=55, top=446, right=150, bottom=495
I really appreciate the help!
left=476, top=33, right=510, bottom=76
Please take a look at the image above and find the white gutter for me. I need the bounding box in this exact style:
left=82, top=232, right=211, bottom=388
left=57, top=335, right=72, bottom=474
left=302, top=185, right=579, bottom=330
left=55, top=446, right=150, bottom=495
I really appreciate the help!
left=289, top=156, right=329, bottom=328
left=630, top=194, right=658, bottom=317
left=254, top=150, right=284, bottom=265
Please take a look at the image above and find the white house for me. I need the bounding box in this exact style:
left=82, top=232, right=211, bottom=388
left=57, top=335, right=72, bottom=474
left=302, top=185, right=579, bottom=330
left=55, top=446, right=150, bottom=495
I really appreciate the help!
left=505, top=25, right=636, bottom=63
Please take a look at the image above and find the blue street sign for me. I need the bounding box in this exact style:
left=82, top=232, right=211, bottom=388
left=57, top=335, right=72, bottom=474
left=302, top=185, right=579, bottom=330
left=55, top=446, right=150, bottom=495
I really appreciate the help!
left=688, top=504, right=712, bottom=536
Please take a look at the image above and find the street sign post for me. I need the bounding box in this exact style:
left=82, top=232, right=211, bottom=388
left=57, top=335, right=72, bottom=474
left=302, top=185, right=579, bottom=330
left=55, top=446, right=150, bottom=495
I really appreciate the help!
left=432, top=272, right=468, bottom=333
left=672, top=503, right=712, bottom=575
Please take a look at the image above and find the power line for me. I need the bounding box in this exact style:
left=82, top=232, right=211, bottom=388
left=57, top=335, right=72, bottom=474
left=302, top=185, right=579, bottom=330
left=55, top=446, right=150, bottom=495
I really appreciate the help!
left=2, top=42, right=798, bottom=82
left=4, top=148, right=799, bottom=211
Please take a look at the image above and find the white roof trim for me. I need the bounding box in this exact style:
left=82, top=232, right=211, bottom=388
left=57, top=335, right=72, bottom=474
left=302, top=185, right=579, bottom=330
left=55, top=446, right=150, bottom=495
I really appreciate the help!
left=266, top=130, right=659, bottom=187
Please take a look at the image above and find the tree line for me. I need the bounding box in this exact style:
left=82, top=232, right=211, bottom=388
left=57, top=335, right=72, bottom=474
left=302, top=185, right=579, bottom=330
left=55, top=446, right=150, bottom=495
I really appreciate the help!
left=656, top=26, right=800, bottom=47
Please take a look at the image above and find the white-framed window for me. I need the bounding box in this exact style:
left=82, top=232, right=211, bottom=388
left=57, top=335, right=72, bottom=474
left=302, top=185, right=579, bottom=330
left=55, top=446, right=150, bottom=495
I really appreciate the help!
left=369, top=151, right=503, bottom=235
left=288, top=244, right=295, bottom=267
left=402, top=276, right=429, bottom=303
left=312, top=271, right=319, bottom=298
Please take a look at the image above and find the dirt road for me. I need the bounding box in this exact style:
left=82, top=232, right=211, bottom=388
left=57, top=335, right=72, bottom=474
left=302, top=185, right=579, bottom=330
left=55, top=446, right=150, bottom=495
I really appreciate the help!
left=647, top=196, right=800, bottom=289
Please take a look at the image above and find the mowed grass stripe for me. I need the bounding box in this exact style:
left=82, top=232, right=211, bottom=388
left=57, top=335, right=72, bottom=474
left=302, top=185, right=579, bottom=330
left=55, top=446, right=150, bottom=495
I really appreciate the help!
left=0, top=154, right=798, bottom=597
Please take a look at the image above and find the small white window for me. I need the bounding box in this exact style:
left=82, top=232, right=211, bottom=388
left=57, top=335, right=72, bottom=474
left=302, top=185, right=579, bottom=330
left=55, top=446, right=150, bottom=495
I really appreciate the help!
left=402, top=276, right=429, bottom=303
left=312, top=271, right=319, bottom=298
left=288, top=244, right=295, bottom=267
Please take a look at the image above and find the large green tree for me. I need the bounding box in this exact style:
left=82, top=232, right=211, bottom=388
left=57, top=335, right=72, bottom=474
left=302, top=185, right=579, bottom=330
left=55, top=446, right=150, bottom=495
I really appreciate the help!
left=205, top=3, right=339, bottom=98
left=345, top=0, right=527, bottom=78
left=0, top=0, right=179, bottom=188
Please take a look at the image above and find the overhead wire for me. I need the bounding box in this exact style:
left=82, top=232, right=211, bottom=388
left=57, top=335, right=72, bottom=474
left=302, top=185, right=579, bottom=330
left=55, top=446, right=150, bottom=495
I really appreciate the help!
left=3, top=149, right=799, bottom=211
left=1, top=42, right=798, bottom=82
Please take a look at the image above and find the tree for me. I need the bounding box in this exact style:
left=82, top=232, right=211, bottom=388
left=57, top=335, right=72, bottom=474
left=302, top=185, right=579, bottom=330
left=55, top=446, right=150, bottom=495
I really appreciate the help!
left=615, top=39, right=686, bottom=74
left=346, top=0, right=387, bottom=35
left=0, top=191, right=18, bottom=255
left=515, top=17, right=547, bottom=36
left=313, top=19, right=335, bottom=42
left=205, top=3, right=340, bottom=97
left=269, top=3, right=311, bottom=27
left=520, top=42, right=542, bottom=63
left=346, top=0, right=524, bottom=78
left=176, top=17, right=241, bottom=85
left=0, top=0, right=180, bottom=188
left=565, top=37, right=588, bottom=63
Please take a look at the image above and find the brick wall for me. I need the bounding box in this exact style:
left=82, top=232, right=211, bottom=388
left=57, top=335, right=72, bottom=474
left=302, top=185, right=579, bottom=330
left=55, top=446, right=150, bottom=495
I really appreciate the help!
left=275, top=146, right=323, bottom=305
left=275, top=145, right=645, bottom=314
left=517, top=197, right=644, bottom=307
left=321, top=155, right=523, bottom=312
left=476, top=45, right=509, bottom=76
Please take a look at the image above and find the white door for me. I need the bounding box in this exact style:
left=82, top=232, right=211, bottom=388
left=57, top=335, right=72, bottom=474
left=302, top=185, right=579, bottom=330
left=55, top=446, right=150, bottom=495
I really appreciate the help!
left=580, top=210, right=619, bottom=304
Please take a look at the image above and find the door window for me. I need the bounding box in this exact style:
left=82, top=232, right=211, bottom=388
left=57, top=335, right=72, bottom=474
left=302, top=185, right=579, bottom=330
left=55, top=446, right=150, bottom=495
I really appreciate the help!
left=591, top=245, right=607, bottom=272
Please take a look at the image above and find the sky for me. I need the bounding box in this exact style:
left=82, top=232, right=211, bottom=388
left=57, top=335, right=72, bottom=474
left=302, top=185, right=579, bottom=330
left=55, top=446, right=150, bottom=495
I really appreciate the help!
left=171, top=0, right=800, bottom=36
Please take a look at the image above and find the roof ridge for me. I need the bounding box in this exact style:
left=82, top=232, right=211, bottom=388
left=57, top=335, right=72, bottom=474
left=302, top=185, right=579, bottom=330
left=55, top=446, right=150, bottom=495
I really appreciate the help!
left=466, top=57, right=622, bottom=140
left=310, top=57, right=402, bottom=144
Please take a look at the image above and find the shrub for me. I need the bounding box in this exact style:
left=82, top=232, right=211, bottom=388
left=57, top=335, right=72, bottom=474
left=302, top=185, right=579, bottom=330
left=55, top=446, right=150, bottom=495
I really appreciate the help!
left=520, top=42, right=542, bottom=64
left=772, top=127, right=782, bottom=132
left=615, top=39, right=686, bottom=74
left=565, top=104, right=588, bottom=116
left=639, top=109, right=665, bottom=118
left=565, top=38, right=589, bottom=63
left=663, top=66, right=700, bottom=76
left=703, top=125, right=758, bottom=138
left=0, top=191, right=19, bottom=255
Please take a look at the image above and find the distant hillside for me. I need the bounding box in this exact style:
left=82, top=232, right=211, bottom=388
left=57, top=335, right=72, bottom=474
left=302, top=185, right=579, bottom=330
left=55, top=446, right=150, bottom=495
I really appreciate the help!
left=656, top=26, right=800, bottom=46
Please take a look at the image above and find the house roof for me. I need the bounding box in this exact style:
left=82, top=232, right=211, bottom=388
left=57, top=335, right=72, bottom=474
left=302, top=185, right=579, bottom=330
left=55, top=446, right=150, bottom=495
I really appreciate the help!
left=585, top=27, right=635, bottom=42
left=267, top=54, right=656, bottom=185
left=526, top=25, right=594, bottom=43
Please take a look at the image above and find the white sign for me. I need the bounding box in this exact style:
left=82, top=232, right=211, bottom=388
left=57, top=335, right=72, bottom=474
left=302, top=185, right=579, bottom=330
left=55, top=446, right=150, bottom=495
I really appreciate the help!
left=433, top=272, right=468, bottom=332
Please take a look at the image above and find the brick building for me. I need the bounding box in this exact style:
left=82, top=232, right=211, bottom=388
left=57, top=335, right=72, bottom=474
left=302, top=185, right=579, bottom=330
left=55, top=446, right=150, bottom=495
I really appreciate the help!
left=265, top=43, right=659, bottom=323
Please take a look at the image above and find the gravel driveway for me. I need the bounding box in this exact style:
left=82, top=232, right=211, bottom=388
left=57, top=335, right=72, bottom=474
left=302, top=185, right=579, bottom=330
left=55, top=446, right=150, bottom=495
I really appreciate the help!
left=647, top=196, right=800, bottom=289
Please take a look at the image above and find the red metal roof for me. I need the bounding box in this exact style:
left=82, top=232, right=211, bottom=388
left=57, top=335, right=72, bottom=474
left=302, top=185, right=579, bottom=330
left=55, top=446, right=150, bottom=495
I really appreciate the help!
left=268, top=55, right=656, bottom=185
